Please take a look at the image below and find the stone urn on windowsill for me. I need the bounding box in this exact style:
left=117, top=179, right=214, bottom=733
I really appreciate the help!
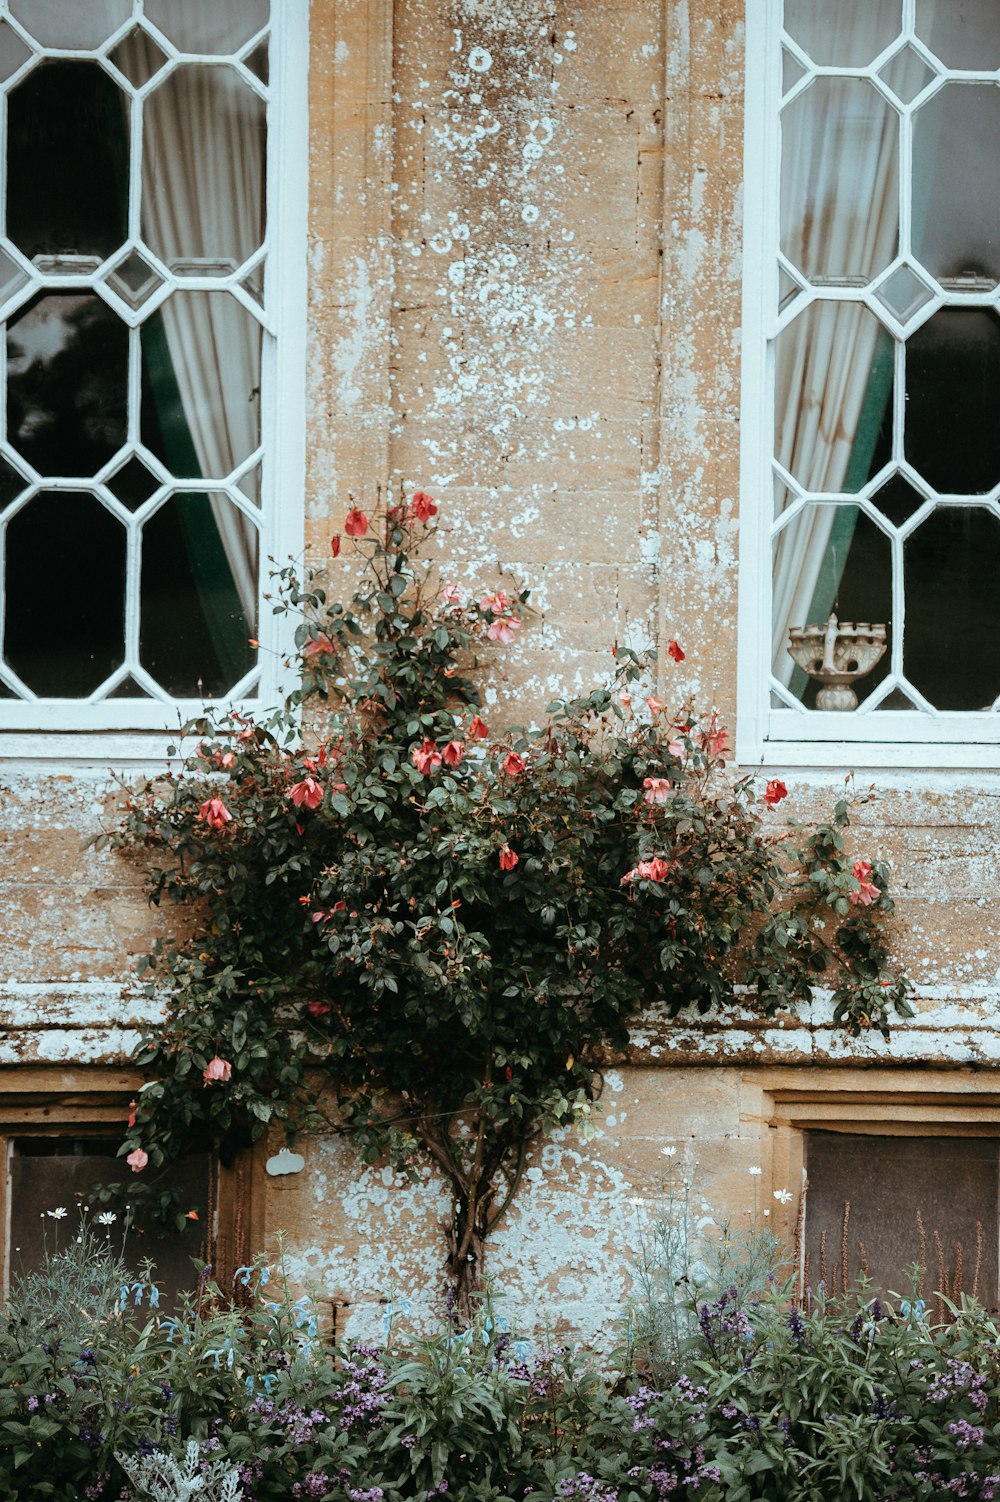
left=786, top=613, right=887, bottom=711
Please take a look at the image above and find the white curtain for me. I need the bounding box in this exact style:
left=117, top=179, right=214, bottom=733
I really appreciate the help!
left=119, top=30, right=265, bottom=633
left=770, top=19, right=929, bottom=685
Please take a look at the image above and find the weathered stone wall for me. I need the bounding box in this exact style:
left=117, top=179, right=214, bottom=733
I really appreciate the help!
left=3, top=0, right=1000, bottom=1342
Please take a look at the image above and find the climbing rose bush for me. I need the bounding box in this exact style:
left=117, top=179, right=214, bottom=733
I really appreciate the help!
left=110, top=495, right=912, bottom=1297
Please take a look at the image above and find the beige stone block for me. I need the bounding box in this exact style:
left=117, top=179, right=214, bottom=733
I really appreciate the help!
left=543, top=2, right=664, bottom=110
left=389, top=418, right=646, bottom=493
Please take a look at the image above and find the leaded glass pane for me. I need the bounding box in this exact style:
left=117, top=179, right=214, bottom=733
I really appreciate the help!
left=770, top=0, right=1000, bottom=723
left=0, top=4, right=271, bottom=709
left=7, top=293, right=128, bottom=475
left=142, top=66, right=266, bottom=275
left=4, top=491, right=126, bottom=695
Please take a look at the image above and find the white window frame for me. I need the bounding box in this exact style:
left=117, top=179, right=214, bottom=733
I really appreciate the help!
left=737, top=0, right=1000, bottom=770
left=0, top=0, right=308, bottom=763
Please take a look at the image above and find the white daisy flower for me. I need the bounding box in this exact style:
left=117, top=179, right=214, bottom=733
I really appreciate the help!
left=46, top=1207, right=68, bottom=1219
left=96, top=1211, right=118, bottom=1225
left=748, top=1165, right=762, bottom=1177
left=773, top=1189, right=794, bottom=1205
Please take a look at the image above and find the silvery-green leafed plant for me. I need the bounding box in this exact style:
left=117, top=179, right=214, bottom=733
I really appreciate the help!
left=116, top=1439, right=243, bottom=1502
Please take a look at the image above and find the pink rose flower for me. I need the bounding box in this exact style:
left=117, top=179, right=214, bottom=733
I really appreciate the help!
left=199, top=797, right=232, bottom=830
left=480, top=590, right=510, bottom=615
left=499, top=845, right=519, bottom=871
left=126, top=1148, right=148, bottom=1173
left=442, top=739, right=465, bottom=767
left=643, top=777, right=671, bottom=805
left=850, top=859, right=881, bottom=907
left=487, top=616, right=520, bottom=645
left=409, top=490, right=438, bottom=523
left=621, top=857, right=671, bottom=885
left=344, top=507, right=368, bottom=537
left=203, top=1057, right=232, bottom=1084
left=412, top=739, right=442, bottom=776
left=764, top=779, right=788, bottom=806
left=288, top=777, right=324, bottom=810
left=502, top=751, right=526, bottom=777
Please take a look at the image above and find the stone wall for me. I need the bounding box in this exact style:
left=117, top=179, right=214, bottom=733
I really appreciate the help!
left=3, top=0, right=1000, bottom=1342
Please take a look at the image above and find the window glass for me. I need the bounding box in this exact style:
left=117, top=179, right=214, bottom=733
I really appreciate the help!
left=805, top=1133, right=1000, bottom=1316
left=0, top=2, right=269, bottom=709
left=8, top=1138, right=210, bottom=1313
left=770, top=2, right=1000, bottom=722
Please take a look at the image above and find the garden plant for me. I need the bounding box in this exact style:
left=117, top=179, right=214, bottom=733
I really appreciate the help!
left=3, top=1207, right=1000, bottom=1501
left=109, top=493, right=913, bottom=1303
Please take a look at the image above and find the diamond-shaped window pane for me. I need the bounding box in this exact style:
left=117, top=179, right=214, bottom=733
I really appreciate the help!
left=106, top=674, right=154, bottom=699
left=243, top=39, right=268, bottom=84
left=875, top=687, right=921, bottom=711
left=0, top=247, right=30, bottom=308
left=237, top=462, right=262, bottom=507
left=874, top=264, right=935, bottom=324
left=0, top=20, right=31, bottom=84
left=778, top=265, right=800, bottom=314
left=106, top=455, right=163, bottom=510
left=782, top=47, right=807, bottom=94
left=869, top=474, right=928, bottom=528
left=110, top=28, right=169, bottom=90
left=773, top=474, right=799, bottom=522
left=239, top=264, right=265, bottom=308
left=105, top=250, right=164, bottom=310
left=878, top=45, right=936, bottom=106
left=0, top=453, right=29, bottom=510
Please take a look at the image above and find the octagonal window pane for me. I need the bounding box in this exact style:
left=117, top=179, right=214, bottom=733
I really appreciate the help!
left=916, top=0, right=1000, bottom=71
left=781, top=79, right=899, bottom=285
left=905, top=308, right=1000, bottom=495
left=9, top=0, right=131, bottom=50
left=783, top=0, right=902, bottom=67
left=140, top=492, right=258, bottom=697
left=140, top=294, right=262, bottom=479
left=774, top=504, right=892, bottom=703
left=142, top=0, right=270, bottom=54
left=142, top=66, right=265, bottom=275
left=776, top=303, right=893, bottom=494
left=7, top=62, right=128, bottom=270
left=7, top=293, right=128, bottom=476
left=904, top=506, right=1000, bottom=710
left=4, top=491, right=125, bottom=696
left=913, top=85, right=1000, bottom=290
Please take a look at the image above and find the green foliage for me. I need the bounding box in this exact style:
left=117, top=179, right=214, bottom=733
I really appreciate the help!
left=109, top=495, right=913, bottom=1296
left=4, top=1228, right=1000, bottom=1502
